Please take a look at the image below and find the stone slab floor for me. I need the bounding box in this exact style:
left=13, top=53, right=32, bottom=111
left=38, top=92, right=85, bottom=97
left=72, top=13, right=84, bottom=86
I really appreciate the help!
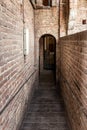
left=20, top=71, right=70, bottom=130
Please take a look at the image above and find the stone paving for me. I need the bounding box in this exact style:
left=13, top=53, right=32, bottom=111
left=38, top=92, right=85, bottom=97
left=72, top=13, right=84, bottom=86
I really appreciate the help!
left=20, top=71, right=69, bottom=130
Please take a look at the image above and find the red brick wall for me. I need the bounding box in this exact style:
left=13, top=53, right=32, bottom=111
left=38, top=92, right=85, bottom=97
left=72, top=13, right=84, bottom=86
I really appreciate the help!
left=60, top=30, right=87, bottom=130
left=60, top=0, right=87, bottom=37
left=0, top=0, right=38, bottom=130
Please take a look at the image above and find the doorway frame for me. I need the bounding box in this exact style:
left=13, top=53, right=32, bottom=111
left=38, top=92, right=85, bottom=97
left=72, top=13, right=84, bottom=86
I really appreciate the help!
left=39, top=34, right=56, bottom=82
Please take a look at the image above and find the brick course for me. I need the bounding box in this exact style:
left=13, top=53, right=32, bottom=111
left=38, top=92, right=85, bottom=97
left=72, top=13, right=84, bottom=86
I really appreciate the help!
left=0, top=0, right=38, bottom=130
left=60, top=0, right=87, bottom=37
left=60, top=30, right=87, bottom=130
left=1, top=0, right=87, bottom=130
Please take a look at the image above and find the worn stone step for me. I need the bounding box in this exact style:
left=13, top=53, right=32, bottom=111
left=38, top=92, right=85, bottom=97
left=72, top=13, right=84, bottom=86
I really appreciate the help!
left=26, top=112, right=66, bottom=119
left=23, top=115, right=67, bottom=123
left=31, top=97, right=64, bottom=103
left=21, top=122, right=69, bottom=130
left=28, top=104, right=65, bottom=112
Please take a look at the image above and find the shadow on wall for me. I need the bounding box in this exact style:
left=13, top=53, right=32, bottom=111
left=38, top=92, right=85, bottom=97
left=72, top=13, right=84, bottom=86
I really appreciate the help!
left=60, top=0, right=70, bottom=36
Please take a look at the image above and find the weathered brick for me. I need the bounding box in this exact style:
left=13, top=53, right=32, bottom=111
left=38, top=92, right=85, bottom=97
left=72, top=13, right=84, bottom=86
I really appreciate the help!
left=0, top=0, right=37, bottom=130
left=60, top=31, right=87, bottom=130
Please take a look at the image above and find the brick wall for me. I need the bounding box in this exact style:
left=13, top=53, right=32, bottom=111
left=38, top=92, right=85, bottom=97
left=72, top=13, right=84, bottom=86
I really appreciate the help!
left=60, top=0, right=87, bottom=37
left=60, top=30, right=87, bottom=130
left=0, top=0, right=38, bottom=130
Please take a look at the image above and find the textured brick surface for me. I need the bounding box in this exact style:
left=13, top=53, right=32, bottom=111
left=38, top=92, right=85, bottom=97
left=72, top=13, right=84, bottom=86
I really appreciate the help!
left=60, top=30, right=87, bottom=130
left=60, top=0, right=87, bottom=37
left=1, top=1, right=87, bottom=130
left=0, top=0, right=38, bottom=130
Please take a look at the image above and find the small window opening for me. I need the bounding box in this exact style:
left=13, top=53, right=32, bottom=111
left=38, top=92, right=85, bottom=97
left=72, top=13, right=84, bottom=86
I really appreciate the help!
left=43, top=0, right=52, bottom=6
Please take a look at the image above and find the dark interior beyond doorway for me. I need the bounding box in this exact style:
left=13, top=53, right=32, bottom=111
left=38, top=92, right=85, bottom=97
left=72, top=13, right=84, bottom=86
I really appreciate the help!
left=43, top=0, right=52, bottom=6
left=39, top=34, right=56, bottom=82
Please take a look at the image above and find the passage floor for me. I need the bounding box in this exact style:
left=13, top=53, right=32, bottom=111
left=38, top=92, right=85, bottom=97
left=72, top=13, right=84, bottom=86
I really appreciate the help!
left=20, top=71, right=70, bottom=130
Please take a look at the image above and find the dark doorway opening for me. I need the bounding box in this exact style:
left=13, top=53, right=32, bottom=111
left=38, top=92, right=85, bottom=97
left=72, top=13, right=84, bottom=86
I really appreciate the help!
left=39, top=34, right=56, bottom=83
left=43, top=35, right=56, bottom=70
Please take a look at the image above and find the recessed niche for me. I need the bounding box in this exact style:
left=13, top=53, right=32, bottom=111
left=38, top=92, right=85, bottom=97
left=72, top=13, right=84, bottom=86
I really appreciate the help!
left=82, top=19, right=86, bottom=25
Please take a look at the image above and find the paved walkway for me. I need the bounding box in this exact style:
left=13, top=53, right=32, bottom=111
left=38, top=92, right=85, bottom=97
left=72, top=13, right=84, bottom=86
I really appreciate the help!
left=20, top=71, right=69, bottom=130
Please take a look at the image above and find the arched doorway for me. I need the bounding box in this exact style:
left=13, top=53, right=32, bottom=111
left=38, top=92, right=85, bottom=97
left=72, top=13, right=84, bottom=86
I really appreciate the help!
left=39, top=34, right=56, bottom=82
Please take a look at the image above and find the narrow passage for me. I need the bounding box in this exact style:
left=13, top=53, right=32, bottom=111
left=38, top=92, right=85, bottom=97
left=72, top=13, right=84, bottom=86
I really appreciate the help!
left=20, top=71, right=69, bottom=130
